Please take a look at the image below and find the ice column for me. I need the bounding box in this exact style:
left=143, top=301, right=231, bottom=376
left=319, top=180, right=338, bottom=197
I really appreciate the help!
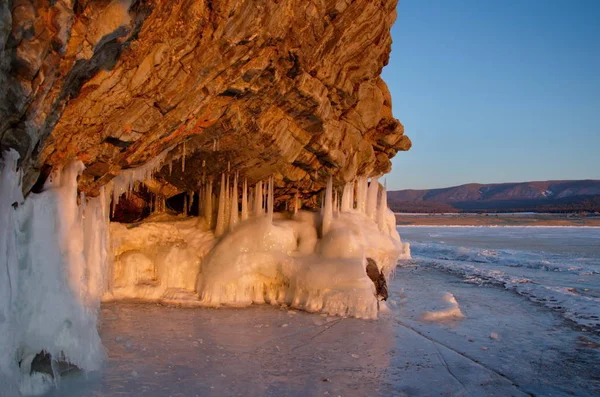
left=215, top=173, right=226, bottom=237
left=377, top=181, right=388, bottom=232
left=341, top=182, right=353, bottom=212
left=82, top=186, right=111, bottom=304
left=254, top=181, right=263, bottom=217
left=366, top=176, right=379, bottom=220
left=356, top=177, right=368, bottom=213
left=0, top=150, right=23, bottom=387
left=205, top=180, right=213, bottom=228
left=229, top=173, right=239, bottom=231
left=322, top=176, right=333, bottom=235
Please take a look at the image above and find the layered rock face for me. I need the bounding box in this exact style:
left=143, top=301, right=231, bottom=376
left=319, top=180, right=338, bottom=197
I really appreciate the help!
left=0, top=0, right=410, bottom=202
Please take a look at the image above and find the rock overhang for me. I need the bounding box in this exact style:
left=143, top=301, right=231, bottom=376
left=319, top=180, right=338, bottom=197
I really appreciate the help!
left=0, top=0, right=411, bottom=203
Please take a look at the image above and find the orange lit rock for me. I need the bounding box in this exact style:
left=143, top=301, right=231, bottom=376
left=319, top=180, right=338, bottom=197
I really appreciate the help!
left=0, top=0, right=410, bottom=200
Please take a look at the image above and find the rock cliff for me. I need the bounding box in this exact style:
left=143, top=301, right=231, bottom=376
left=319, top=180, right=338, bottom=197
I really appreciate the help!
left=0, top=0, right=410, bottom=203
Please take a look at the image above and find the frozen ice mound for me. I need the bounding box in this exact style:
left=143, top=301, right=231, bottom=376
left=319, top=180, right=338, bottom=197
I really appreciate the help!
left=105, top=215, right=215, bottom=301
left=196, top=210, right=406, bottom=319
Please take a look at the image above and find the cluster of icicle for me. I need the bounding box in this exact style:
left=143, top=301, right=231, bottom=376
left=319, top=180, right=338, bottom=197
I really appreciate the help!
left=111, top=146, right=172, bottom=216
left=322, top=176, right=391, bottom=235
left=198, top=168, right=278, bottom=238
left=194, top=169, right=391, bottom=240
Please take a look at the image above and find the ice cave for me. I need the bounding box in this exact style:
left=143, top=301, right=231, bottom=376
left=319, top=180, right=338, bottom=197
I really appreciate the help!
left=0, top=147, right=409, bottom=394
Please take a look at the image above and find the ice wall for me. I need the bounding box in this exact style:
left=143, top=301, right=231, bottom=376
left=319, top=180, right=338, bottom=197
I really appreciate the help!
left=0, top=152, right=108, bottom=396
left=106, top=214, right=215, bottom=302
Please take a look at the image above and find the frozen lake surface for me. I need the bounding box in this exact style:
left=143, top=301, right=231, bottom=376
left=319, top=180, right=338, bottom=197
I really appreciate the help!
left=400, top=226, right=600, bottom=330
left=47, top=227, right=600, bottom=397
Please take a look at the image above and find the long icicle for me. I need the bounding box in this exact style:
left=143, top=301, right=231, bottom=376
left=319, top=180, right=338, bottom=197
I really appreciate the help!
left=229, top=172, right=239, bottom=231
left=215, top=173, right=226, bottom=237
left=341, top=182, right=352, bottom=212
left=224, top=173, right=230, bottom=232
left=241, top=178, right=249, bottom=221
left=377, top=180, right=388, bottom=232
left=267, top=176, right=274, bottom=223
left=322, top=176, right=333, bottom=235
left=205, top=180, right=213, bottom=228
left=356, top=176, right=368, bottom=213
left=366, top=176, right=379, bottom=220
left=254, top=181, right=263, bottom=217
left=294, top=191, right=299, bottom=215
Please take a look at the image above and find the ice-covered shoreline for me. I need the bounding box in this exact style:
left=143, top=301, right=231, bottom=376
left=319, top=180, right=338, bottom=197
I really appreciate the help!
left=400, top=226, right=600, bottom=332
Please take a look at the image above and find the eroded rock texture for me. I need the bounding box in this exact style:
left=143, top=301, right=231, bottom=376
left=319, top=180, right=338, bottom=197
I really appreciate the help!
left=0, top=0, right=410, bottom=201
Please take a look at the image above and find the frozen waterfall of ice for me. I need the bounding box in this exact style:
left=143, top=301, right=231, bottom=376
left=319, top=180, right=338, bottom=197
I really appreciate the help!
left=0, top=152, right=108, bottom=396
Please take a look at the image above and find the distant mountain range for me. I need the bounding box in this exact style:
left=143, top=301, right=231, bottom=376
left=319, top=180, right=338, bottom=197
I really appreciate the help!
left=387, top=180, right=600, bottom=213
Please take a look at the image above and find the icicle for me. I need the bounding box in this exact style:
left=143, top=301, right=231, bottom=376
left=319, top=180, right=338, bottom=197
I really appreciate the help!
left=182, top=141, right=186, bottom=173
left=322, top=176, right=333, bottom=235
left=294, top=192, right=299, bottom=215
left=224, top=173, right=231, bottom=231
left=241, top=178, right=249, bottom=221
left=267, top=176, right=274, bottom=223
left=227, top=161, right=231, bottom=173
left=254, top=181, right=263, bottom=217
left=341, top=183, right=351, bottom=212
left=229, top=173, right=239, bottom=231
left=249, top=189, right=254, bottom=215
left=366, top=176, right=379, bottom=220
left=183, top=194, right=188, bottom=217
left=205, top=180, right=213, bottom=228
left=215, top=173, right=226, bottom=237
left=188, top=191, right=194, bottom=213
left=356, top=177, right=368, bottom=213
left=111, top=146, right=172, bottom=208
left=333, top=190, right=338, bottom=214
left=377, top=180, right=388, bottom=232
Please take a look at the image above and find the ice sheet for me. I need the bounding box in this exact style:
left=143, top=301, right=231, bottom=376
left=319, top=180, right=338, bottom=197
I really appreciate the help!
left=400, top=226, right=600, bottom=331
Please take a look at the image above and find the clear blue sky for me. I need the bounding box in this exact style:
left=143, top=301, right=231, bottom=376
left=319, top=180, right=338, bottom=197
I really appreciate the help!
left=382, top=0, right=600, bottom=190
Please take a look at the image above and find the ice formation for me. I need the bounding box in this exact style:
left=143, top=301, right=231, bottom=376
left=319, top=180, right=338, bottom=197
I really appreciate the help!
left=111, top=146, right=171, bottom=211
left=0, top=152, right=107, bottom=396
left=421, top=293, right=465, bottom=322
left=102, top=173, right=409, bottom=319
left=1, top=146, right=410, bottom=394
